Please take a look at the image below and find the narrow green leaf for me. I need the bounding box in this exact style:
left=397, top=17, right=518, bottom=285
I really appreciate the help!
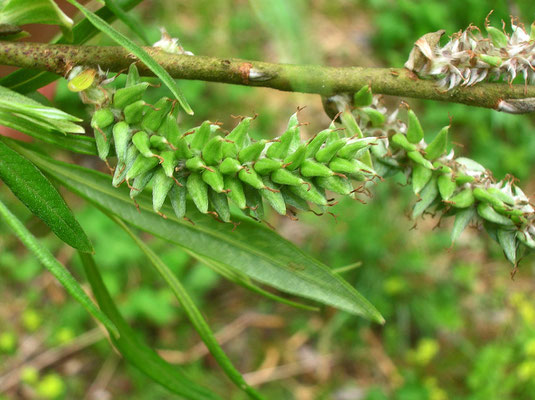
left=17, top=145, right=384, bottom=323
left=183, top=249, right=319, bottom=312
left=0, top=111, right=96, bottom=155
left=0, top=0, right=144, bottom=93
left=66, top=0, right=194, bottom=115
left=497, top=228, right=518, bottom=265
left=0, top=0, right=73, bottom=40
left=0, top=86, right=84, bottom=134
left=0, top=138, right=93, bottom=252
left=111, top=217, right=263, bottom=400
left=0, top=198, right=117, bottom=337
left=79, top=253, right=220, bottom=400
left=104, top=0, right=150, bottom=44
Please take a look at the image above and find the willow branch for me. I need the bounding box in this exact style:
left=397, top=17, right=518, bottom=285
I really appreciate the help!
left=1, top=41, right=534, bottom=111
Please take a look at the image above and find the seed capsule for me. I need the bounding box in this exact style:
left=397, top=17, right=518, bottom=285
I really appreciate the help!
left=185, top=156, right=206, bottom=172
left=305, top=129, right=330, bottom=158
left=271, top=168, right=304, bottom=186
left=473, top=187, right=505, bottom=209
left=437, top=173, right=456, bottom=200
left=283, top=145, right=307, bottom=170
left=406, top=109, right=424, bottom=144
left=141, top=97, right=173, bottom=133
left=208, top=189, right=231, bottom=222
left=244, top=183, right=264, bottom=219
left=112, top=121, right=132, bottom=163
left=219, top=157, right=243, bottom=175
left=94, top=124, right=112, bottom=160
left=289, top=179, right=327, bottom=206
left=132, top=131, right=158, bottom=159
left=126, top=154, right=159, bottom=181
left=486, top=26, right=508, bottom=48
left=353, top=85, right=373, bottom=108
left=239, top=140, right=267, bottom=163
left=123, top=100, right=146, bottom=124
left=224, top=176, right=247, bottom=209
left=187, top=172, right=209, bottom=214
left=202, top=136, right=225, bottom=165
left=150, top=135, right=171, bottom=151
left=151, top=169, right=174, bottom=212
left=169, top=180, right=187, bottom=219
left=223, top=117, right=251, bottom=158
left=190, top=121, right=212, bottom=152
left=113, top=145, right=139, bottom=187
left=315, top=139, right=346, bottom=163
left=424, top=125, right=449, bottom=160
left=407, top=151, right=434, bottom=170
left=125, top=63, right=141, bottom=87
left=362, top=107, right=385, bottom=127
left=329, top=157, right=375, bottom=179
left=113, top=82, right=150, bottom=109
left=412, top=164, right=433, bottom=194
left=301, top=159, right=336, bottom=178
left=316, top=175, right=353, bottom=195
left=160, top=150, right=177, bottom=178
left=130, top=170, right=155, bottom=198
left=254, top=158, right=282, bottom=175
left=159, top=112, right=181, bottom=148
left=337, top=137, right=377, bottom=159
left=266, top=127, right=297, bottom=159
left=413, top=177, right=438, bottom=218
left=68, top=68, right=97, bottom=92
left=202, top=168, right=225, bottom=193
left=261, top=177, right=286, bottom=215
left=238, top=168, right=265, bottom=190
left=281, top=186, right=310, bottom=211
left=477, top=202, right=514, bottom=226
left=448, top=188, right=475, bottom=208
left=392, top=133, right=417, bottom=152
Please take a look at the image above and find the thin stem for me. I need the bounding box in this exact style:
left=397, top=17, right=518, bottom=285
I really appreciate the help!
left=0, top=41, right=534, bottom=110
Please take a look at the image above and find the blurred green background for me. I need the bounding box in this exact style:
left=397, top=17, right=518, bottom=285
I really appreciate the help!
left=2, top=0, right=535, bottom=398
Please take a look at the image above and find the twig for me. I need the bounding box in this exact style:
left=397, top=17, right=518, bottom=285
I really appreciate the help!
left=0, top=41, right=534, bottom=111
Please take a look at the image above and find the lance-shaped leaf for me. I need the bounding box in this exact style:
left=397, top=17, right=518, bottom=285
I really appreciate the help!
left=0, top=138, right=93, bottom=252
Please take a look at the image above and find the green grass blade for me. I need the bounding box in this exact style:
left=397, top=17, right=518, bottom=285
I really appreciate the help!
left=0, top=138, right=93, bottom=252
left=0, top=0, right=144, bottom=93
left=0, top=198, right=117, bottom=337
left=15, top=145, right=384, bottom=323
left=66, top=0, right=194, bottom=115
left=110, top=216, right=264, bottom=400
left=104, top=0, right=150, bottom=45
left=79, top=252, right=221, bottom=400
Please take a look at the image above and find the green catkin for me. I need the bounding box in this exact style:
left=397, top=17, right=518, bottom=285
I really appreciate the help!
left=72, top=64, right=535, bottom=267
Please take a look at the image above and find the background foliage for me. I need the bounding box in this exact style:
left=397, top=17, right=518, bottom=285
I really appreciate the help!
left=2, top=0, right=535, bottom=399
